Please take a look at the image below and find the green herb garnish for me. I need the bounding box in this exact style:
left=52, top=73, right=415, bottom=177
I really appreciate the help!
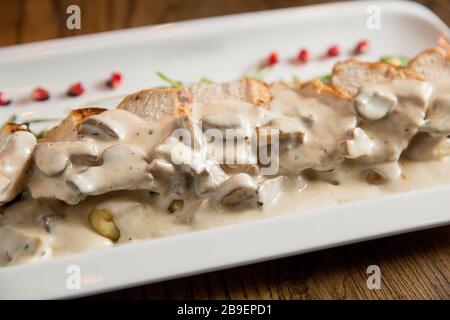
left=156, top=71, right=184, bottom=88
left=380, top=55, right=410, bottom=67
left=23, top=118, right=58, bottom=124
left=247, top=66, right=272, bottom=81
left=292, top=75, right=301, bottom=83
left=318, top=74, right=332, bottom=85
left=199, top=77, right=213, bottom=84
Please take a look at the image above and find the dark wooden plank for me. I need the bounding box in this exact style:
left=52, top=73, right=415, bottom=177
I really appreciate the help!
left=0, top=0, right=21, bottom=46
left=2, top=0, right=450, bottom=46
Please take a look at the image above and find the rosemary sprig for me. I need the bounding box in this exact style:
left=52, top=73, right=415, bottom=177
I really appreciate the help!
left=156, top=71, right=184, bottom=88
left=292, top=75, right=301, bottom=83
left=23, top=118, right=59, bottom=124
left=247, top=66, right=272, bottom=81
left=199, top=77, right=213, bottom=84
left=318, top=74, right=332, bottom=85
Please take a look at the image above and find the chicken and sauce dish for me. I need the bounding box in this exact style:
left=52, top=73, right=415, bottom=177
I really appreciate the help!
left=0, top=47, right=449, bottom=267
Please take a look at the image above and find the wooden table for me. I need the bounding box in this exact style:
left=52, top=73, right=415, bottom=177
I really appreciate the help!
left=1, top=0, right=449, bottom=300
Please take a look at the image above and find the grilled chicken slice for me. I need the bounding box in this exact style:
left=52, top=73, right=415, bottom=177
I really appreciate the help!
left=190, top=77, right=271, bottom=108
left=117, top=88, right=193, bottom=122
left=117, top=78, right=272, bottom=123
left=0, top=124, right=36, bottom=205
left=332, top=60, right=422, bottom=97
left=408, top=47, right=450, bottom=81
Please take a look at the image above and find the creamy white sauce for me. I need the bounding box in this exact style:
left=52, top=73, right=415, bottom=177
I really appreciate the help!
left=1, top=159, right=449, bottom=267
left=0, top=78, right=449, bottom=267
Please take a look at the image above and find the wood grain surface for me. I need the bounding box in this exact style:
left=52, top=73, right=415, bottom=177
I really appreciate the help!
left=1, top=0, right=449, bottom=300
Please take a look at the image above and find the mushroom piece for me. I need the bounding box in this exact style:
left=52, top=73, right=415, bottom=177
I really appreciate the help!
left=214, top=173, right=258, bottom=206
left=222, top=164, right=260, bottom=176
left=258, top=118, right=306, bottom=149
left=404, top=133, right=450, bottom=160
left=366, top=161, right=401, bottom=183
left=421, top=95, right=450, bottom=135
left=42, top=108, right=107, bottom=142
left=28, top=141, right=100, bottom=205
left=34, top=140, right=98, bottom=176
left=177, top=115, right=204, bottom=150
left=79, top=114, right=125, bottom=139
left=201, top=114, right=253, bottom=142
left=0, top=126, right=37, bottom=205
left=68, top=144, right=154, bottom=196
left=355, top=88, right=397, bottom=120
left=256, top=176, right=286, bottom=208
left=148, top=158, right=190, bottom=197
left=341, top=127, right=374, bottom=159
left=156, top=136, right=206, bottom=175
left=201, top=114, right=246, bottom=130
left=194, top=161, right=229, bottom=196
left=0, top=225, right=51, bottom=266
left=168, top=199, right=184, bottom=214
left=0, top=199, right=62, bottom=266
left=149, top=158, right=177, bottom=175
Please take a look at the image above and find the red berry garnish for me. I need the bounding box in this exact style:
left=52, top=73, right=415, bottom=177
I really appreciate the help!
left=267, top=52, right=279, bottom=65
left=327, top=45, right=340, bottom=57
left=298, top=49, right=309, bottom=62
left=107, top=72, right=122, bottom=89
left=0, top=92, right=12, bottom=106
left=32, top=87, right=50, bottom=102
left=67, top=82, right=85, bottom=97
left=355, top=40, right=369, bottom=54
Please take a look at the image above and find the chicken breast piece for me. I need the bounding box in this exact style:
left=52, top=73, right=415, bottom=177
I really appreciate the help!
left=117, top=88, right=193, bottom=122
left=190, top=77, right=271, bottom=108
left=408, top=47, right=450, bottom=81
left=332, top=60, right=422, bottom=96
left=117, top=78, right=272, bottom=122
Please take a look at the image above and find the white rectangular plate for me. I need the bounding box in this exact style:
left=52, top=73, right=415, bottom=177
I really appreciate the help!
left=0, top=0, right=449, bottom=299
